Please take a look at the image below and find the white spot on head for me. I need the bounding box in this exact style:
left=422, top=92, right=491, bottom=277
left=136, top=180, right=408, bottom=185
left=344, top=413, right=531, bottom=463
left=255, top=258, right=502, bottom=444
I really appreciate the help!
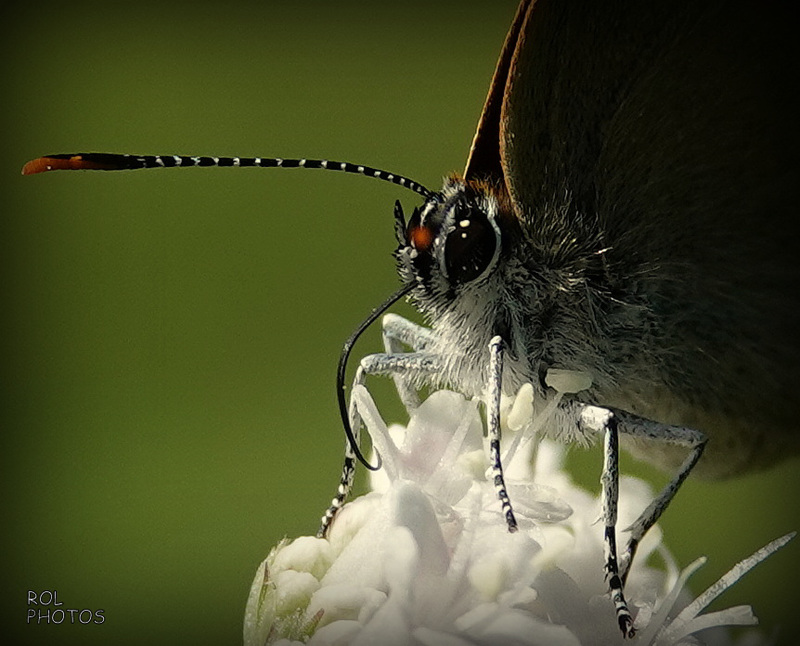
left=459, top=219, right=470, bottom=228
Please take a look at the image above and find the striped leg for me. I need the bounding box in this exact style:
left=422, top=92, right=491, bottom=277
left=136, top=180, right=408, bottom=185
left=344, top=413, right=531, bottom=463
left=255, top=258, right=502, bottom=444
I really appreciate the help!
left=316, top=442, right=358, bottom=538
left=599, top=411, right=635, bottom=638
left=317, top=315, right=440, bottom=537
left=610, top=410, right=707, bottom=584
left=317, top=365, right=366, bottom=538
left=487, top=336, right=518, bottom=532
left=574, top=403, right=707, bottom=638
left=319, top=317, right=520, bottom=538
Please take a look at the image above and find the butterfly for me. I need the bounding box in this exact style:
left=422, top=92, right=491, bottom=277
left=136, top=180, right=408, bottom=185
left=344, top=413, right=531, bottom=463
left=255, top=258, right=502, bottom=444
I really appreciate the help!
left=23, top=0, right=799, bottom=637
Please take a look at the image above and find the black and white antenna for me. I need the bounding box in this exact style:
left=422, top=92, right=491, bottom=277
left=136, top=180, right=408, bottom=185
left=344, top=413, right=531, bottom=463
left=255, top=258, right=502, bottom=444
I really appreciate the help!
left=23, top=149, right=433, bottom=474
left=22, top=152, right=433, bottom=198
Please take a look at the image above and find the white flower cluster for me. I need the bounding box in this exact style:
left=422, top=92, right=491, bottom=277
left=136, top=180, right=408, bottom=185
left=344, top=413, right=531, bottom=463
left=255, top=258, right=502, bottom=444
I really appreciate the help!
left=244, top=387, right=792, bottom=646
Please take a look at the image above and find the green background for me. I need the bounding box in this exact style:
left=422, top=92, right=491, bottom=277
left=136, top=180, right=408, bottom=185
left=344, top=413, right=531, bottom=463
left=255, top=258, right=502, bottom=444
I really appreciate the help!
left=3, top=2, right=798, bottom=644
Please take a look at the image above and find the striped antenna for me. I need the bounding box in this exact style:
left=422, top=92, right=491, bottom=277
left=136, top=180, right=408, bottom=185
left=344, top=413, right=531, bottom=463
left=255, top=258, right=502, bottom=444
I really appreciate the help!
left=22, top=152, right=433, bottom=198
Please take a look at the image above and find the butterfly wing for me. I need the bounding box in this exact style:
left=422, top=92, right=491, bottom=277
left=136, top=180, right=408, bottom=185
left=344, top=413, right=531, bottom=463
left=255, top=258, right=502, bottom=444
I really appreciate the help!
left=485, top=0, right=800, bottom=476
left=463, top=0, right=531, bottom=185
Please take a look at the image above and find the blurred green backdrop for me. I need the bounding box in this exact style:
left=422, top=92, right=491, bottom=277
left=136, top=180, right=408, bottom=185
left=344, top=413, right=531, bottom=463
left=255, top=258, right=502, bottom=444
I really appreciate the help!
left=2, top=2, right=798, bottom=645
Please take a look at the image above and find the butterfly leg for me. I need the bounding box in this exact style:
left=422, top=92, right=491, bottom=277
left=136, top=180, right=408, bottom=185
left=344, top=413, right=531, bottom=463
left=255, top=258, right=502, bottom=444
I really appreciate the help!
left=366, top=331, right=519, bottom=533
left=319, top=330, right=521, bottom=538
left=380, top=313, right=436, bottom=412
left=316, top=372, right=362, bottom=538
left=365, top=332, right=519, bottom=534
left=487, top=336, right=518, bottom=532
left=567, top=404, right=635, bottom=637
left=610, top=410, right=707, bottom=584
left=570, top=403, right=707, bottom=637
left=602, top=411, right=634, bottom=638
left=317, top=347, right=440, bottom=538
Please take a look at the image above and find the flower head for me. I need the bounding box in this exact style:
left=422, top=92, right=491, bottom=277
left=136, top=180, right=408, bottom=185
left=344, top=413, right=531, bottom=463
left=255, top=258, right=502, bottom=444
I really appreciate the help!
left=245, top=387, right=793, bottom=646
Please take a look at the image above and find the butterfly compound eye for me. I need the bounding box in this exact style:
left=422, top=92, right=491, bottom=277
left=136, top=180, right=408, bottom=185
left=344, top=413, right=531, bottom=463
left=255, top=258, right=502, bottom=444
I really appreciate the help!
left=443, top=206, right=498, bottom=285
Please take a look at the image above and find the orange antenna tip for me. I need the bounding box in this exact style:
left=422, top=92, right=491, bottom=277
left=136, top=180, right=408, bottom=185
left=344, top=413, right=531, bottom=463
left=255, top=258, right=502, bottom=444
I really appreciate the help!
left=22, top=155, right=117, bottom=175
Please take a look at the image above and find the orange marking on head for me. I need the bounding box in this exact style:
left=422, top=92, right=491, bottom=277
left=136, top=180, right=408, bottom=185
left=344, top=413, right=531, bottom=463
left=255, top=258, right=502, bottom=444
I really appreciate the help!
left=409, top=225, right=434, bottom=251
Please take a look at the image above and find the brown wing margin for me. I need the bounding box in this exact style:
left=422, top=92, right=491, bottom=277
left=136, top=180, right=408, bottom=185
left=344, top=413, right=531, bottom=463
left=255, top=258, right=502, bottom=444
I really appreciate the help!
left=463, top=0, right=533, bottom=185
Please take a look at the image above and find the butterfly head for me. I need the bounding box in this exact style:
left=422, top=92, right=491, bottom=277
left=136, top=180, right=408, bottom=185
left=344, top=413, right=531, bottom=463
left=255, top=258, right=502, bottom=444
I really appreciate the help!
left=395, top=176, right=517, bottom=307
left=392, top=176, right=537, bottom=393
